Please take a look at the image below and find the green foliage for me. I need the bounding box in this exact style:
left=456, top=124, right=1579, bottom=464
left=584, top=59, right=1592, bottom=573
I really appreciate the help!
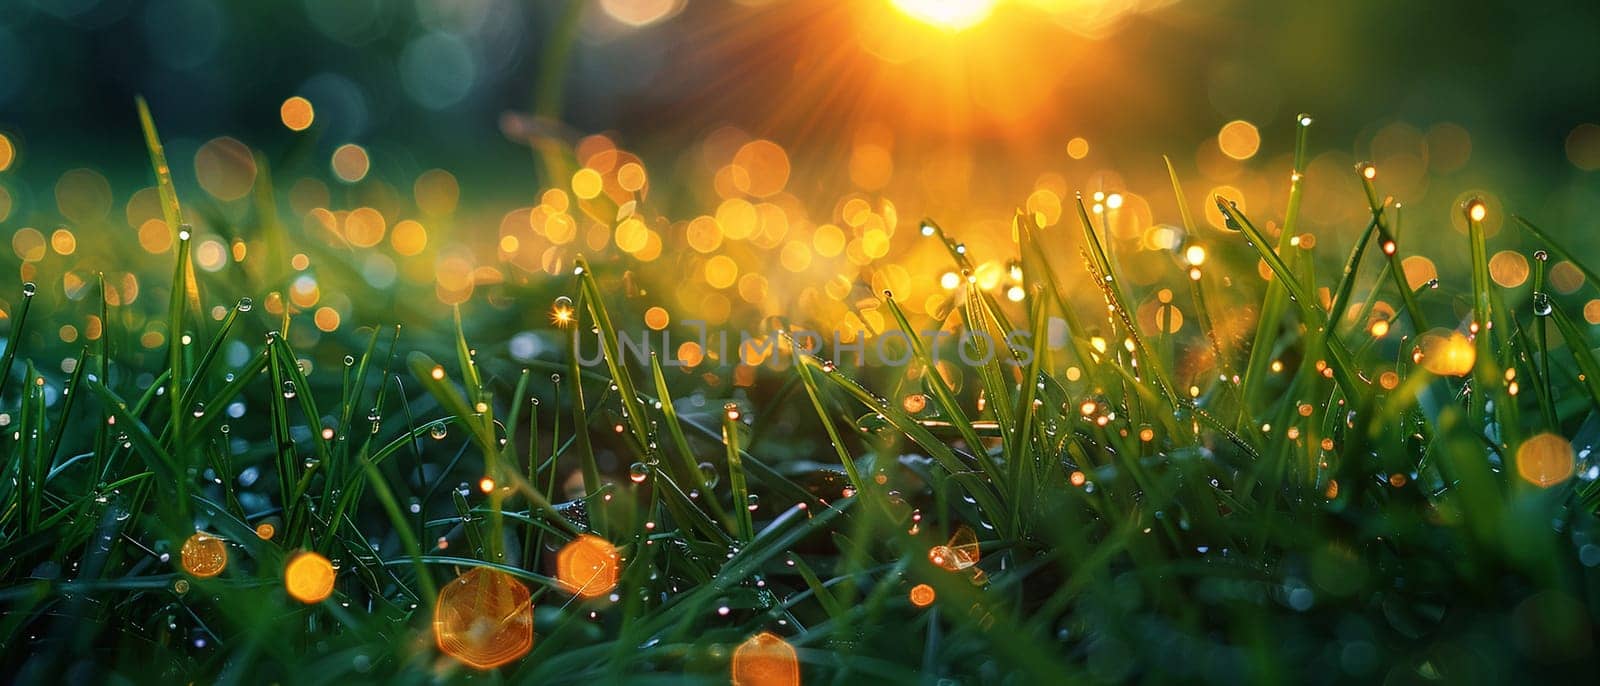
left=3, top=107, right=1600, bottom=686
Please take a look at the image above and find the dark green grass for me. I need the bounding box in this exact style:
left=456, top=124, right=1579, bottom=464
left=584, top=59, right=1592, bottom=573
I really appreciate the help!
left=2, top=106, right=1600, bottom=685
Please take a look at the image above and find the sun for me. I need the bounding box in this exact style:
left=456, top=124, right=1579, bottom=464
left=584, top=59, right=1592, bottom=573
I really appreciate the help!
left=890, top=0, right=998, bottom=31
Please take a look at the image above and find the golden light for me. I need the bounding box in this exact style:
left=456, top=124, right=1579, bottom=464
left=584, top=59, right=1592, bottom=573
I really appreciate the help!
left=1217, top=120, right=1260, bottom=160
left=1066, top=137, right=1090, bottom=160
left=1417, top=328, right=1476, bottom=377
left=478, top=477, right=496, bottom=494
left=255, top=522, right=276, bottom=540
left=556, top=534, right=619, bottom=598
left=0, top=132, right=14, bottom=171
left=1516, top=433, right=1574, bottom=488
left=314, top=306, right=341, bottom=332
left=927, top=525, right=980, bottom=571
left=551, top=304, right=575, bottom=327
left=732, top=631, right=800, bottom=686
left=1488, top=250, right=1530, bottom=288
left=644, top=306, right=670, bottom=330
left=599, top=0, right=682, bottom=27
left=285, top=551, right=336, bottom=603
left=180, top=532, right=228, bottom=578
left=891, top=0, right=998, bottom=31
left=1466, top=198, right=1488, bottom=222
left=392, top=219, right=428, bottom=256
left=571, top=168, right=603, bottom=200
left=434, top=567, right=534, bottom=670
left=331, top=143, right=370, bottom=183
left=1184, top=245, right=1206, bottom=266
left=909, top=583, right=936, bottom=607
left=280, top=96, right=315, bottom=131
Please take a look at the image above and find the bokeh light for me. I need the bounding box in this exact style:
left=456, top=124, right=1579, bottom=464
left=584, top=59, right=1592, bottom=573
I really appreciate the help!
left=285, top=551, right=336, bottom=603
left=194, top=137, right=257, bottom=201
left=556, top=534, right=619, bottom=598
left=331, top=143, right=370, bottom=183
left=732, top=631, right=800, bottom=686
left=1217, top=120, right=1260, bottom=160
left=1417, top=329, right=1475, bottom=377
left=1516, top=433, right=1574, bottom=488
left=434, top=567, right=534, bottom=670
left=180, top=532, right=228, bottom=578
left=280, top=96, right=315, bottom=131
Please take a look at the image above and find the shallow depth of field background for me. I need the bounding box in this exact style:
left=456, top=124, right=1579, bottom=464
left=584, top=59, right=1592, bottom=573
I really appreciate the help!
left=3, top=0, right=1598, bottom=247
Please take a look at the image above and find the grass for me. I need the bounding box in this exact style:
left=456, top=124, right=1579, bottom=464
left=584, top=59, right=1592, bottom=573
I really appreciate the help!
left=1, top=105, right=1599, bottom=684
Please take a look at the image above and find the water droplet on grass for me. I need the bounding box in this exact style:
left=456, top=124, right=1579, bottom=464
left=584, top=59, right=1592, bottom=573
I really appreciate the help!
left=1533, top=292, right=1552, bottom=316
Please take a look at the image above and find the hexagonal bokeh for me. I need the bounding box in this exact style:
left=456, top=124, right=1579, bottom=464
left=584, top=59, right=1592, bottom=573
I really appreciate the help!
left=556, top=534, right=619, bottom=598
left=433, top=567, right=534, bottom=670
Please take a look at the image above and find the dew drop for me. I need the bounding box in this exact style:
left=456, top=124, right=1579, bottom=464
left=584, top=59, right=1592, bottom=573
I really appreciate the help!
left=1532, top=292, right=1553, bottom=317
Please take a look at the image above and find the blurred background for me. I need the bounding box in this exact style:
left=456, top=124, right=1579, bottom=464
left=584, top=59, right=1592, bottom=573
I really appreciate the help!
left=1, top=0, right=1598, bottom=367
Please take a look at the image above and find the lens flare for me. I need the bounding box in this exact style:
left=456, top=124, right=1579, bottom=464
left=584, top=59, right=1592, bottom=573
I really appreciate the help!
left=890, top=0, right=997, bottom=31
